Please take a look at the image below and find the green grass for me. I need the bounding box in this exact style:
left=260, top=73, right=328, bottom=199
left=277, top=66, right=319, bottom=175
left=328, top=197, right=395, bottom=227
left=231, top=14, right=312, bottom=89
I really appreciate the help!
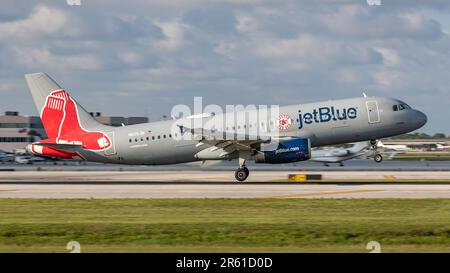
left=0, top=199, right=449, bottom=252
left=392, top=153, right=450, bottom=161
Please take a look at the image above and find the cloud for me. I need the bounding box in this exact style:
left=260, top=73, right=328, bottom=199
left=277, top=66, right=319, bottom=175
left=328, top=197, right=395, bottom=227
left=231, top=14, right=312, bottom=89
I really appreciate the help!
left=14, top=48, right=102, bottom=71
left=118, top=51, right=141, bottom=65
left=153, top=20, right=188, bottom=51
left=317, top=5, right=443, bottom=40
left=374, top=47, right=400, bottom=66
left=0, top=1, right=449, bottom=134
left=235, top=13, right=259, bottom=33
left=0, top=5, right=77, bottom=41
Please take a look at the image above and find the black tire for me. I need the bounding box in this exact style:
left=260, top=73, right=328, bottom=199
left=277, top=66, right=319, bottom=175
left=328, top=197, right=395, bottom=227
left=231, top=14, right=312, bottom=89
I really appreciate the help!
left=235, top=168, right=248, bottom=182
left=374, top=154, right=383, bottom=163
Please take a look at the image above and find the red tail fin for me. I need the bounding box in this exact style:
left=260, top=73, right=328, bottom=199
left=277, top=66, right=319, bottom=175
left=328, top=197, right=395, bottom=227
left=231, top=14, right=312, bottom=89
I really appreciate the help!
left=41, top=90, right=111, bottom=151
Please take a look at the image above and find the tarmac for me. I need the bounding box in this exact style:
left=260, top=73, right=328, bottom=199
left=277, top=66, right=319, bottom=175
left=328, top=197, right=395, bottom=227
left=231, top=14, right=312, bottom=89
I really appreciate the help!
left=0, top=169, right=449, bottom=199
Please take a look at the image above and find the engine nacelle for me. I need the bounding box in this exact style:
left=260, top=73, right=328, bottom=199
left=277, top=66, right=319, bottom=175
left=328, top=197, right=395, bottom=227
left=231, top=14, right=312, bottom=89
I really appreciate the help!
left=255, top=138, right=311, bottom=164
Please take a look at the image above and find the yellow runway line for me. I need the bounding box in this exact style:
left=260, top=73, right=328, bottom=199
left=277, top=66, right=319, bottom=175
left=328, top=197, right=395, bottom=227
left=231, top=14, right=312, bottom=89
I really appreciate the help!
left=0, top=189, right=17, bottom=193
left=264, top=189, right=383, bottom=199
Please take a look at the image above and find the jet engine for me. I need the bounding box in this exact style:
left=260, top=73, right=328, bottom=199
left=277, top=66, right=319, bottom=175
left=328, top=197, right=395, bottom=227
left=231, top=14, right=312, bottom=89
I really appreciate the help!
left=255, top=138, right=311, bottom=164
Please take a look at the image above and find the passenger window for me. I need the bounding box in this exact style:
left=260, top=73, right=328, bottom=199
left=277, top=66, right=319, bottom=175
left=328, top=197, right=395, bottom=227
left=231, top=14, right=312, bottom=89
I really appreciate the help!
left=152, top=136, right=155, bottom=140
left=157, top=136, right=160, bottom=139
left=393, top=105, right=398, bottom=111
left=399, top=104, right=405, bottom=110
left=163, top=135, right=166, bottom=139
left=129, top=139, right=132, bottom=143
left=169, top=134, right=172, bottom=138
left=146, top=137, right=149, bottom=141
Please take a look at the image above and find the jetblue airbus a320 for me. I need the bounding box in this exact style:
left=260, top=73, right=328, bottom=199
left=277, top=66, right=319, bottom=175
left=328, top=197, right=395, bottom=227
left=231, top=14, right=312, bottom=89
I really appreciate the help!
left=25, top=73, right=427, bottom=181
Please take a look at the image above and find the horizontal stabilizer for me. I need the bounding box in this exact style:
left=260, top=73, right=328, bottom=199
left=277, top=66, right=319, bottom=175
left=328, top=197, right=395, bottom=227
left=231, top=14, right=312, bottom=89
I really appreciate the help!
left=32, top=142, right=83, bottom=153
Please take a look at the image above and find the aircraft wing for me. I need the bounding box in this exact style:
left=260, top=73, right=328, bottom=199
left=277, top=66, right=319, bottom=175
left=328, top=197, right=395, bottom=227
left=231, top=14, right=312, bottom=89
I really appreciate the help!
left=311, top=148, right=371, bottom=163
left=188, top=127, right=273, bottom=156
left=310, top=156, right=344, bottom=163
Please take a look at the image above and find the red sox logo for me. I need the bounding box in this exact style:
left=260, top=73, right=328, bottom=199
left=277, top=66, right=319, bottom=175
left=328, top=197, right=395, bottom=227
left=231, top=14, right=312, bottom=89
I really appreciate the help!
left=41, top=90, right=111, bottom=151
left=275, top=113, right=292, bottom=131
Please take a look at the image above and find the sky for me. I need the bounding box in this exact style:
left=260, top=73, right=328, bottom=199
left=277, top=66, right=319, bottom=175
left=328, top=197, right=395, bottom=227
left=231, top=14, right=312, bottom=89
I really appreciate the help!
left=0, top=0, right=449, bottom=134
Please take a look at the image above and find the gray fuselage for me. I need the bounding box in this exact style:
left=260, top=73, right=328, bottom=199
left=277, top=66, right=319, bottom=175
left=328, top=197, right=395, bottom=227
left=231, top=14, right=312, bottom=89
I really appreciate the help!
left=77, top=96, right=427, bottom=165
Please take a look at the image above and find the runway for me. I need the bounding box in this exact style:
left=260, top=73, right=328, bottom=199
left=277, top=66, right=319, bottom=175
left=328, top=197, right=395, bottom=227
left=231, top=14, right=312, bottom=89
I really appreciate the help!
left=0, top=170, right=449, bottom=199
left=0, top=182, right=449, bottom=199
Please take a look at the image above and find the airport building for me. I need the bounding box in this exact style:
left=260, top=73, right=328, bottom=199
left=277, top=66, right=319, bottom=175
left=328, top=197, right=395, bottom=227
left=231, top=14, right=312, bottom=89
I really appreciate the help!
left=0, top=111, right=148, bottom=153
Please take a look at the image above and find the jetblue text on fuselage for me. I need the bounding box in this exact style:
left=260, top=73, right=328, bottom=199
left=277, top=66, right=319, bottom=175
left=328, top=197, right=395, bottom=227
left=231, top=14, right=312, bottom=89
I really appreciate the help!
left=298, top=106, right=358, bottom=129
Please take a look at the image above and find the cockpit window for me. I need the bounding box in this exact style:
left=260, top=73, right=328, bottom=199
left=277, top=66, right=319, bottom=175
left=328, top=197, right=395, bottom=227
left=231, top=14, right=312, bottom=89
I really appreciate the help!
left=393, top=103, right=411, bottom=112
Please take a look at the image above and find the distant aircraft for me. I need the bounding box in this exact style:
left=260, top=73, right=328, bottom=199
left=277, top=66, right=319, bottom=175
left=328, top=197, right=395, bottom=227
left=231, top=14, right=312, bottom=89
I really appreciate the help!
left=0, top=152, right=15, bottom=163
left=435, top=144, right=450, bottom=150
left=310, top=141, right=371, bottom=166
left=377, top=141, right=411, bottom=152
left=14, top=155, right=45, bottom=164
left=24, top=73, right=427, bottom=181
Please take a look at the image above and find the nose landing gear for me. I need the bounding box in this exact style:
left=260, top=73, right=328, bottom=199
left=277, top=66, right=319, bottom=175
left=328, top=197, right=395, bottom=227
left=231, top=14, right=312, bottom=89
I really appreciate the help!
left=370, top=139, right=383, bottom=163
left=374, top=153, right=383, bottom=163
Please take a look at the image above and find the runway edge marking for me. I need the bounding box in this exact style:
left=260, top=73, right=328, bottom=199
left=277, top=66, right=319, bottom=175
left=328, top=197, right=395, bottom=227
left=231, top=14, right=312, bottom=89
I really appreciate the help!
left=262, top=189, right=383, bottom=199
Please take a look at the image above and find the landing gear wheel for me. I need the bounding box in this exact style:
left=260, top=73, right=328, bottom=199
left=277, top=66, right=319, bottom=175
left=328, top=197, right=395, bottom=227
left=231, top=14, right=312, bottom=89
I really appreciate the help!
left=370, top=139, right=382, bottom=163
left=235, top=168, right=249, bottom=182
left=374, top=154, right=383, bottom=163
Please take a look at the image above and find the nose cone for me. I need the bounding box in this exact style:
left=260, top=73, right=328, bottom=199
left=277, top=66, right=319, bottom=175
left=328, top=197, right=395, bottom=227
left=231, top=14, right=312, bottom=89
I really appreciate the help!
left=414, top=110, right=427, bottom=129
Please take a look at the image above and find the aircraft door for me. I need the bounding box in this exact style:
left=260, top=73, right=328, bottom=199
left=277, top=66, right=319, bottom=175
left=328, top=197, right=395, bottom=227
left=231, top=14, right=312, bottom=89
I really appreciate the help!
left=103, top=131, right=116, bottom=156
left=366, top=101, right=380, bottom=124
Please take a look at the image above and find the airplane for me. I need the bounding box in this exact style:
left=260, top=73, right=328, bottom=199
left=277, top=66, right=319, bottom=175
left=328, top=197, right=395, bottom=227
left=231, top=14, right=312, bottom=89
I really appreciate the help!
left=14, top=155, right=45, bottom=165
left=435, top=143, right=450, bottom=150
left=310, top=141, right=371, bottom=166
left=0, top=152, right=15, bottom=163
left=24, top=72, right=427, bottom=181
left=377, top=141, right=412, bottom=152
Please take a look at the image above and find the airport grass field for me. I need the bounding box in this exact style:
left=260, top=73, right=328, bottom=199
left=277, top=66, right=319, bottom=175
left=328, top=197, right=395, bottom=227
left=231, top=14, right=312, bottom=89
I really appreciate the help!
left=393, top=152, right=450, bottom=161
left=0, top=199, right=449, bottom=252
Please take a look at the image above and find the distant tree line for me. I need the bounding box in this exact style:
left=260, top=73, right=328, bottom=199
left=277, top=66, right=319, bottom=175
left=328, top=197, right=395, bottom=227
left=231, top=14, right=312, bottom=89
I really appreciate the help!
left=390, top=132, right=448, bottom=139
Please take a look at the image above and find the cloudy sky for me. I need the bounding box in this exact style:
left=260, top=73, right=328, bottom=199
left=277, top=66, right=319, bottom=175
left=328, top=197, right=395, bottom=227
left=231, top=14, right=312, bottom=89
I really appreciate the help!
left=0, top=0, right=449, bottom=134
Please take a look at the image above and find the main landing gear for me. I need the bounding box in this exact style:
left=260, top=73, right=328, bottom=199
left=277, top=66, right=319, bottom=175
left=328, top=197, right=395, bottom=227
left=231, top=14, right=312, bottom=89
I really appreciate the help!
left=235, top=166, right=249, bottom=182
left=370, top=139, right=383, bottom=163
left=235, top=155, right=250, bottom=182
